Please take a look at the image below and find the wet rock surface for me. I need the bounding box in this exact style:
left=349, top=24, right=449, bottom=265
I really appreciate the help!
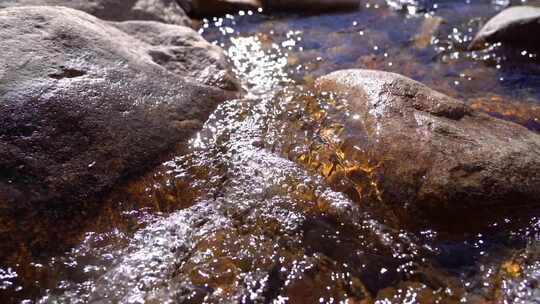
left=317, top=69, right=540, bottom=220
left=0, top=6, right=237, bottom=211
left=470, top=6, right=540, bottom=51
left=0, top=0, right=191, bottom=25
left=66, top=98, right=422, bottom=303
left=32, top=89, right=540, bottom=303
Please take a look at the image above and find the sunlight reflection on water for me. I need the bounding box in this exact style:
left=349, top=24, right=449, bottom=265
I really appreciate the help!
left=2, top=1, right=540, bottom=303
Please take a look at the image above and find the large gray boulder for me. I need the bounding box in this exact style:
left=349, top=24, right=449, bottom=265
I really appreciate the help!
left=469, top=6, right=540, bottom=51
left=0, top=6, right=238, bottom=211
left=317, top=69, right=540, bottom=219
left=0, top=0, right=191, bottom=25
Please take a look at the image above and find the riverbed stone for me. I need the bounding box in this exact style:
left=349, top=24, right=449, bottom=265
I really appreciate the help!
left=0, top=0, right=191, bottom=25
left=317, top=69, right=540, bottom=219
left=469, top=6, right=540, bottom=51
left=0, top=6, right=238, bottom=211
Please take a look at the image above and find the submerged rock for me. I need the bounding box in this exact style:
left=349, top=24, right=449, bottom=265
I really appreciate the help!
left=0, top=0, right=191, bottom=25
left=413, top=16, right=444, bottom=49
left=178, top=0, right=262, bottom=17
left=79, top=99, right=420, bottom=303
left=0, top=6, right=238, bottom=211
left=493, top=241, right=540, bottom=303
left=317, top=69, right=540, bottom=220
left=469, top=6, right=540, bottom=51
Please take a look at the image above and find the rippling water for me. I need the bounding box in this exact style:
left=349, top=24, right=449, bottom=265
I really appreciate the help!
left=2, top=1, right=540, bottom=303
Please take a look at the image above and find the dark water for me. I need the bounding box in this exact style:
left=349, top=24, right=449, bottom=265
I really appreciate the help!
left=200, top=0, right=540, bottom=129
left=1, top=1, right=540, bottom=303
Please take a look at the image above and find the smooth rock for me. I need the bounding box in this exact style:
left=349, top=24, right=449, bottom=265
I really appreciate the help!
left=0, top=6, right=238, bottom=210
left=0, top=0, right=191, bottom=25
left=264, top=0, right=360, bottom=12
left=317, top=69, right=540, bottom=219
left=178, top=0, right=262, bottom=17
left=469, top=6, right=540, bottom=51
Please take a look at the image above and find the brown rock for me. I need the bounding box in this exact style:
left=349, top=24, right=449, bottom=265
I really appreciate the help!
left=317, top=69, right=540, bottom=220
left=0, top=6, right=238, bottom=211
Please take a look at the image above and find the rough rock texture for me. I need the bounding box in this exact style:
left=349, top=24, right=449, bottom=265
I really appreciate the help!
left=469, top=6, right=540, bottom=51
left=264, top=0, right=360, bottom=12
left=0, top=0, right=191, bottom=25
left=317, top=69, right=540, bottom=219
left=178, top=0, right=262, bottom=17
left=111, top=21, right=240, bottom=91
left=0, top=6, right=238, bottom=210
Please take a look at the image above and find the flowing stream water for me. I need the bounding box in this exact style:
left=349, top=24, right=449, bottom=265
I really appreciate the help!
left=1, top=0, right=540, bottom=303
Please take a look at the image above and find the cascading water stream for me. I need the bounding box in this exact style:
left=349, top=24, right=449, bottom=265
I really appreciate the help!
left=1, top=1, right=540, bottom=303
